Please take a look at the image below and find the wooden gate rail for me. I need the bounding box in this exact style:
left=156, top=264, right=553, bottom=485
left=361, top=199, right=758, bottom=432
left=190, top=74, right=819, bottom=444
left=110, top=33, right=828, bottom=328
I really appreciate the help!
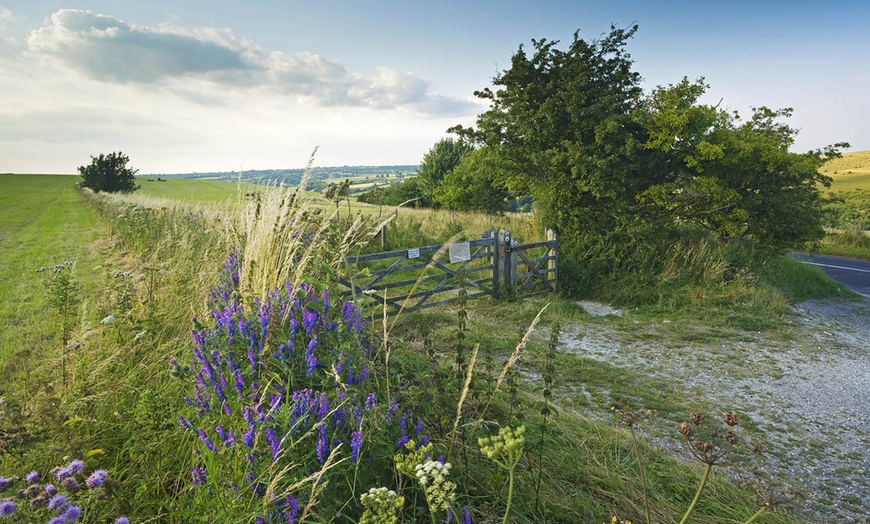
left=338, top=228, right=557, bottom=315
left=339, top=234, right=497, bottom=315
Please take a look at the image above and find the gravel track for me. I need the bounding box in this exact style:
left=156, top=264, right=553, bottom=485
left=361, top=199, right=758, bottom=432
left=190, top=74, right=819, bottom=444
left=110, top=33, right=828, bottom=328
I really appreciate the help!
left=557, top=298, right=870, bottom=523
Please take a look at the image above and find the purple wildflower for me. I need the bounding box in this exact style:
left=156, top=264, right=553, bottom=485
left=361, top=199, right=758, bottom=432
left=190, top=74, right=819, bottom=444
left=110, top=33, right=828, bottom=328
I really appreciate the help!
left=47, top=494, right=67, bottom=510
left=115, top=518, right=130, bottom=524
left=266, top=427, right=280, bottom=462
left=365, top=393, right=377, bottom=411
left=463, top=507, right=472, bottom=524
left=197, top=429, right=217, bottom=453
left=386, top=398, right=399, bottom=422
left=215, top=425, right=228, bottom=442
left=243, top=406, right=256, bottom=429
left=25, top=471, right=39, bottom=483
left=316, top=425, right=328, bottom=464
left=86, top=470, right=107, bottom=488
left=243, top=428, right=256, bottom=449
left=44, top=484, right=57, bottom=495
left=191, top=466, right=207, bottom=486
left=284, top=494, right=299, bottom=523
left=63, top=505, right=82, bottom=521
left=48, top=518, right=65, bottom=524
left=350, top=430, right=363, bottom=462
left=0, top=477, right=11, bottom=492
left=305, top=337, right=317, bottom=375
left=53, top=467, right=72, bottom=481
left=302, top=309, right=317, bottom=335
left=0, top=500, right=15, bottom=516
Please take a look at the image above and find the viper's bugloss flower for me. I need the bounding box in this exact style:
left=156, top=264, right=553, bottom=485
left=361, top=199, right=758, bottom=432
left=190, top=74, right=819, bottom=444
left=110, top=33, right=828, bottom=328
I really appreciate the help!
left=191, top=467, right=206, bottom=486
left=351, top=430, right=363, bottom=462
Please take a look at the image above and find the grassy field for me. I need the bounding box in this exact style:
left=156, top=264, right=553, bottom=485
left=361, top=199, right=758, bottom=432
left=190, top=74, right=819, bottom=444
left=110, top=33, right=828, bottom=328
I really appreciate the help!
left=820, top=149, right=870, bottom=192
left=0, top=175, right=816, bottom=523
left=135, top=177, right=262, bottom=203
left=0, top=175, right=105, bottom=362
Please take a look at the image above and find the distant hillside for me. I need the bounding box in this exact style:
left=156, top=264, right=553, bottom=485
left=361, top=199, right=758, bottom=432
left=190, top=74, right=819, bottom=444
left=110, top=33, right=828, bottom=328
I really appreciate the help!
left=821, top=150, right=870, bottom=192
left=143, top=165, right=418, bottom=187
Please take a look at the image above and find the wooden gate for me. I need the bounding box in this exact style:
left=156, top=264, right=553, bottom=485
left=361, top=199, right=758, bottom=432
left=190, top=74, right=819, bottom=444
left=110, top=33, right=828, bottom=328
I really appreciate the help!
left=338, top=229, right=557, bottom=315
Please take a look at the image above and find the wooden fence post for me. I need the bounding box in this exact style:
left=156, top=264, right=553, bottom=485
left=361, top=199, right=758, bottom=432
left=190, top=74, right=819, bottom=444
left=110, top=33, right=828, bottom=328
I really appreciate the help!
left=547, top=228, right=558, bottom=293
left=496, top=230, right=512, bottom=296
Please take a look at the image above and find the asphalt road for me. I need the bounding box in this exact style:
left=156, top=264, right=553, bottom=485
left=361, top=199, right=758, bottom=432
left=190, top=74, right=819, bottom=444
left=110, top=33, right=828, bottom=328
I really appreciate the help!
left=792, top=253, right=870, bottom=296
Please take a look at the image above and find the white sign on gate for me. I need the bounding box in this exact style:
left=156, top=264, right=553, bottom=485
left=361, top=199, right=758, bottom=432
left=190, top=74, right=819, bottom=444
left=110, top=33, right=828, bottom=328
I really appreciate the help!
left=408, top=248, right=420, bottom=259
left=448, top=242, right=471, bottom=263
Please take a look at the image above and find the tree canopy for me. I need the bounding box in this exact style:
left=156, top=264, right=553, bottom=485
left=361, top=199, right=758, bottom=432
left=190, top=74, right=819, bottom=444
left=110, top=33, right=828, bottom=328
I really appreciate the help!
left=77, top=152, right=140, bottom=193
left=451, top=26, right=847, bottom=253
left=415, top=138, right=475, bottom=207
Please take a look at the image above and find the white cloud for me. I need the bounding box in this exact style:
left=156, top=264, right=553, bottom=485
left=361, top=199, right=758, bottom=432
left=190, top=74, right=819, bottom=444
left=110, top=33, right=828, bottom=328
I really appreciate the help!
left=0, top=7, right=16, bottom=25
left=25, top=9, right=475, bottom=116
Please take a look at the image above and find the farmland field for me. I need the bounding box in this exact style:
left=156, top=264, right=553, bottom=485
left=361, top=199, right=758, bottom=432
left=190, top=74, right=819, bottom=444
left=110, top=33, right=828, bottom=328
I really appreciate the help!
left=0, top=174, right=105, bottom=361
left=0, top=173, right=848, bottom=523
left=821, top=149, right=870, bottom=192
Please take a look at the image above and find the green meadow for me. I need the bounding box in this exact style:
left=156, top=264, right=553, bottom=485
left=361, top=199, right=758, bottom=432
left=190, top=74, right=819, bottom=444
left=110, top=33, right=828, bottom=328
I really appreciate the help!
left=0, top=173, right=842, bottom=523
left=0, top=175, right=104, bottom=361
left=821, top=149, right=870, bottom=192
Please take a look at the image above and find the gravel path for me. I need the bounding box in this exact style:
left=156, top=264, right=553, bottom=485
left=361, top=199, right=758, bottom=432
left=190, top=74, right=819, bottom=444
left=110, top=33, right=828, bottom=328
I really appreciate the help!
left=557, top=298, right=870, bottom=523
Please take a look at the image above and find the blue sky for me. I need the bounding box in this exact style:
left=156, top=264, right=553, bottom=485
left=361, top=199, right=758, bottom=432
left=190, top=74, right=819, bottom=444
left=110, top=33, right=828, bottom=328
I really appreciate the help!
left=1, top=1, right=867, bottom=174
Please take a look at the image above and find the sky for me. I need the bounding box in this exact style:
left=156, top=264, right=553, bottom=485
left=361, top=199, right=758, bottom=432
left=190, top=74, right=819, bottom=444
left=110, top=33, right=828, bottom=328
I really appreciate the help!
left=1, top=1, right=868, bottom=174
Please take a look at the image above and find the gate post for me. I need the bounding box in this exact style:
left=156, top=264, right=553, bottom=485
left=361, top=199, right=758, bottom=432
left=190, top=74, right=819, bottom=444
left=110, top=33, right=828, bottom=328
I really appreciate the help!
left=495, top=230, right=513, bottom=296
left=547, top=228, right=558, bottom=292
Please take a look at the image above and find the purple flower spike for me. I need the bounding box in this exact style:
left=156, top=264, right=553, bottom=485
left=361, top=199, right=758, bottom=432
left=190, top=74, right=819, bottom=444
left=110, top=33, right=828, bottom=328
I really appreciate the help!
left=351, top=430, right=363, bottom=462
left=191, top=466, right=206, bottom=486
left=463, top=506, right=472, bottom=524
left=285, top=494, right=299, bottom=524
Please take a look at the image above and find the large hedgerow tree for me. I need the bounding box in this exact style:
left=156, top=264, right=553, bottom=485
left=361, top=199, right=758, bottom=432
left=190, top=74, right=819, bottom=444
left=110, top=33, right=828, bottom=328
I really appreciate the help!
left=78, top=152, right=140, bottom=193
left=450, top=25, right=848, bottom=254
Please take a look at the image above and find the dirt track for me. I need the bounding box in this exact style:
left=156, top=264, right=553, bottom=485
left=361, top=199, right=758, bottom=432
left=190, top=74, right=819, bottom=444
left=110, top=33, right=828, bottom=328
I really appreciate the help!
left=556, top=298, right=870, bottom=523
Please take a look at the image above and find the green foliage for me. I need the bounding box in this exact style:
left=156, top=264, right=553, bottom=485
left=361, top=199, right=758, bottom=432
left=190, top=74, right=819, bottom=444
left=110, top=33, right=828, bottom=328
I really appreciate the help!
left=452, top=26, right=848, bottom=287
left=78, top=152, right=140, bottom=194
left=416, top=138, right=475, bottom=207
left=451, top=25, right=646, bottom=242
left=434, top=148, right=511, bottom=213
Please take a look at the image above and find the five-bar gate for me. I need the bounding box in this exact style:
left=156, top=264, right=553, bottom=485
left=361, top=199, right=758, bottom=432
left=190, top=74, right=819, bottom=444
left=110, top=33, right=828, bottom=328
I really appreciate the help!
left=338, top=229, right=557, bottom=315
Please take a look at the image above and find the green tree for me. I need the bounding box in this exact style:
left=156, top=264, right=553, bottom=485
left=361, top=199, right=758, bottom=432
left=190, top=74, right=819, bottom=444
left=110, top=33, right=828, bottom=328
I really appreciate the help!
left=453, top=26, right=846, bottom=254
left=77, top=152, right=140, bottom=193
left=416, top=138, right=475, bottom=207
left=434, top=148, right=510, bottom=213
left=451, top=25, right=647, bottom=241
left=637, top=78, right=849, bottom=250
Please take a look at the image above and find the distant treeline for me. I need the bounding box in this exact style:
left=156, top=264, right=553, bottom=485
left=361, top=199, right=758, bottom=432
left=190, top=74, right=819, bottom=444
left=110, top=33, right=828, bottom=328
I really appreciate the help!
left=142, top=165, right=418, bottom=187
